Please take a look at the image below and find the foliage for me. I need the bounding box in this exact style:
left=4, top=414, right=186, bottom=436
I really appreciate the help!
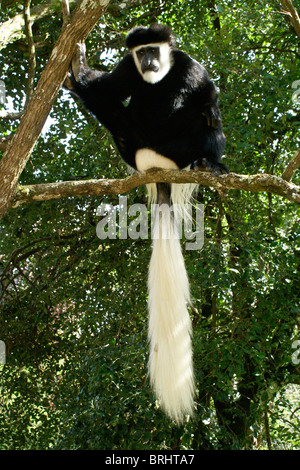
left=0, top=0, right=299, bottom=450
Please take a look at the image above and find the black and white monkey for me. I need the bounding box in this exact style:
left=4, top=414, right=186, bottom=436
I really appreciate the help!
left=65, top=24, right=228, bottom=424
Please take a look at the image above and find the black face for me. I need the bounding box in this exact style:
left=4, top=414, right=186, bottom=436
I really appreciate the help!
left=136, top=46, right=160, bottom=73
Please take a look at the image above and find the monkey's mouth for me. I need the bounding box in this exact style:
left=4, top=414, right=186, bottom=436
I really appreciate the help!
left=141, top=64, right=159, bottom=74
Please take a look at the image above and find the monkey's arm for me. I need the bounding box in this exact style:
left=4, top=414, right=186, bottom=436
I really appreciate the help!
left=187, top=60, right=222, bottom=130
left=188, top=63, right=228, bottom=175
left=64, top=43, right=101, bottom=90
left=201, top=81, right=222, bottom=130
left=64, top=43, right=141, bottom=168
left=64, top=43, right=136, bottom=106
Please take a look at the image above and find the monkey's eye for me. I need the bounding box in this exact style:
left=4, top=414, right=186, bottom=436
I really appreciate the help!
left=136, top=50, right=145, bottom=58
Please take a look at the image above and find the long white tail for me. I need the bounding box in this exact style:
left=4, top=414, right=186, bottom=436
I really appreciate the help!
left=147, top=182, right=197, bottom=424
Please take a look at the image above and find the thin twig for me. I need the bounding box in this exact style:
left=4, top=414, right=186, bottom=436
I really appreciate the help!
left=62, top=0, right=71, bottom=25
left=23, top=0, right=37, bottom=107
left=282, top=149, right=300, bottom=181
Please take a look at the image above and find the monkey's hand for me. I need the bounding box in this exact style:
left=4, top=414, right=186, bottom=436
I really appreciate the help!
left=63, top=42, right=88, bottom=90
left=202, top=104, right=221, bottom=129
left=71, top=42, right=89, bottom=81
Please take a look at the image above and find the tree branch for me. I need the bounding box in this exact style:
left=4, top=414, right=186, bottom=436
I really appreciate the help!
left=0, top=135, right=13, bottom=152
left=12, top=169, right=300, bottom=207
left=62, top=0, right=71, bottom=23
left=0, top=110, right=24, bottom=120
left=0, top=0, right=80, bottom=51
left=23, top=0, right=37, bottom=108
left=279, top=0, right=300, bottom=39
left=282, top=149, right=300, bottom=181
left=0, top=1, right=37, bottom=121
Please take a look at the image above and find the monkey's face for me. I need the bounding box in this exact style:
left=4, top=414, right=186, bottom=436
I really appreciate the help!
left=132, top=43, right=172, bottom=84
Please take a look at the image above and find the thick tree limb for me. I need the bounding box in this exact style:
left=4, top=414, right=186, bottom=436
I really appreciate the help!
left=0, top=3, right=35, bottom=124
left=0, top=0, right=146, bottom=51
left=0, top=0, right=79, bottom=50
left=0, top=0, right=113, bottom=220
left=12, top=169, right=300, bottom=207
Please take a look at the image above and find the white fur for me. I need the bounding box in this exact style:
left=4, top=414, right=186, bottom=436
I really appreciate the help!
left=170, top=180, right=198, bottom=224
left=136, top=148, right=197, bottom=423
left=135, top=148, right=178, bottom=172
left=147, top=183, right=195, bottom=423
left=136, top=148, right=197, bottom=219
left=132, top=43, right=172, bottom=84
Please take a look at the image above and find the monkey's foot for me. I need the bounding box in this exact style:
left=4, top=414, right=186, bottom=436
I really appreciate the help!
left=191, top=158, right=229, bottom=176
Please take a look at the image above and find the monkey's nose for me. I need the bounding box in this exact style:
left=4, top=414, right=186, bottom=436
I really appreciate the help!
left=141, top=61, right=159, bottom=73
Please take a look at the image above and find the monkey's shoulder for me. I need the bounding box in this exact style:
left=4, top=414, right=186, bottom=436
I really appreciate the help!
left=170, top=50, right=212, bottom=88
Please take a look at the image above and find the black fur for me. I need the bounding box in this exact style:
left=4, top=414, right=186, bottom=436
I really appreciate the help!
left=68, top=25, right=227, bottom=175
left=126, top=24, right=176, bottom=49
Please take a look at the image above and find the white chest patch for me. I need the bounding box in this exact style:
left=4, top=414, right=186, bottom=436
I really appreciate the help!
left=135, top=148, right=178, bottom=172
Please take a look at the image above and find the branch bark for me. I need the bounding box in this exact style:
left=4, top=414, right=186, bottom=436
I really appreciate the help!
left=23, top=0, right=37, bottom=108
left=0, top=0, right=113, bottom=219
left=1, top=0, right=53, bottom=158
left=12, top=169, right=300, bottom=207
left=0, top=0, right=80, bottom=51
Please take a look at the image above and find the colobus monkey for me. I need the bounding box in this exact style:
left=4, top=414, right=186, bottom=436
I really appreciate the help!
left=65, top=24, right=228, bottom=424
